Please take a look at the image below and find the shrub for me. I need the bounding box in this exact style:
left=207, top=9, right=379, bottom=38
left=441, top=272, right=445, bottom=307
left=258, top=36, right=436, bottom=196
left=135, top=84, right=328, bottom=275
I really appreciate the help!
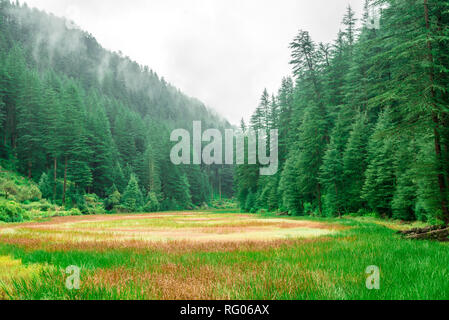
left=16, top=184, right=42, bottom=202
left=21, top=199, right=55, bottom=212
left=0, top=200, right=25, bottom=223
left=69, top=208, right=82, bottom=216
left=113, top=205, right=131, bottom=213
left=0, top=179, right=18, bottom=199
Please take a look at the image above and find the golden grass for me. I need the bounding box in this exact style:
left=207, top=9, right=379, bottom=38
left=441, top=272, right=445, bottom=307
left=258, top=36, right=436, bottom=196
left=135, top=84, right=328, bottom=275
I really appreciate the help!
left=0, top=256, right=47, bottom=300
left=0, top=213, right=338, bottom=251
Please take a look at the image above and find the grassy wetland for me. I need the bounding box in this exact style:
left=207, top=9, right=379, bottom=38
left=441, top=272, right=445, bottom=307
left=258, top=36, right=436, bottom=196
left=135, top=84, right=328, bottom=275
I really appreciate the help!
left=0, top=211, right=448, bottom=300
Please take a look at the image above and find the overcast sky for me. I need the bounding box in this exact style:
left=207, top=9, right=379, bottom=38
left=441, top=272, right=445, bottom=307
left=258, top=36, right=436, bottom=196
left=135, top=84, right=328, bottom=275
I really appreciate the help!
left=21, top=0, right=364, bottom=125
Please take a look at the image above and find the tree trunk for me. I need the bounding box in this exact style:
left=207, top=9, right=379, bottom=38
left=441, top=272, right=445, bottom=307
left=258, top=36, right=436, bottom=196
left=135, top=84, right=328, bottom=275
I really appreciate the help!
left=424, top=0, right=449, bottom=224
left=53, top=157, right=57, bottom=200
left=62, top=156, right=67, bottom=205
left=334, top=181, right=341, bottom=218
left=317, top=183, right=322, bottom=216
left=27, top=161, right=32, bottom=179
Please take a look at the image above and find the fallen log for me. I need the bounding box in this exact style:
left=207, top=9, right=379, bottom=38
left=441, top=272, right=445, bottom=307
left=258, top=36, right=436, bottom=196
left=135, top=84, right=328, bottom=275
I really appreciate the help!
left=397, top=226, right=449, bottom=242
left=397, top=225, right=445, bottom=236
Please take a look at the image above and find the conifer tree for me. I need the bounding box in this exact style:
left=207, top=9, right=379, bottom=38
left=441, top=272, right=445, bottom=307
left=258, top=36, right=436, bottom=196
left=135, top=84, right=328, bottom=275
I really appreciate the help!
left=16, top=70, right=44, bottom=178
left=343, top=113, right=372, bottom=212
left=278, top=150, right=301, bottom=215
left=296, top=104, right=328, bottom=215
left=121, top=173, right=144, bottom=212
left=362, top=110, right=396, bottom=216
left=320, top=112, right=350, bottom=216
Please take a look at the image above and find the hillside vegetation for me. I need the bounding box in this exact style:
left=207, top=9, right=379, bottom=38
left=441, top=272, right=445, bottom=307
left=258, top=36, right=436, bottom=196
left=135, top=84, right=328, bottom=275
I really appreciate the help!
left=236, top=1, right=449, bottom=226
left=0, top=0, right=234, bottom=218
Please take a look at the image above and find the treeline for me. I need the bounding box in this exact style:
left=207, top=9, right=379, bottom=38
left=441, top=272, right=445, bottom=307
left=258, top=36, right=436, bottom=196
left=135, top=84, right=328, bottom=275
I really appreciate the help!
left=0, top=0, right=233, bottom=212
left=236, top=0, right=449, bottom=224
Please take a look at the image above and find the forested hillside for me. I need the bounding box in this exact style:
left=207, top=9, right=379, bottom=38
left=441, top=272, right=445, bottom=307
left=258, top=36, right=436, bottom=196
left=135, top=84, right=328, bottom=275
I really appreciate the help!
left=0, top=0, right=233, bottom=215
left=237, top=0, right=449, bottom=224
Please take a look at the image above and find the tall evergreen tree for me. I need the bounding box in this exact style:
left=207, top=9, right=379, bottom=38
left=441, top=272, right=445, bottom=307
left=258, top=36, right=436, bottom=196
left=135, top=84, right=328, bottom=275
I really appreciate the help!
left=343, top=113, right=372, bottom=212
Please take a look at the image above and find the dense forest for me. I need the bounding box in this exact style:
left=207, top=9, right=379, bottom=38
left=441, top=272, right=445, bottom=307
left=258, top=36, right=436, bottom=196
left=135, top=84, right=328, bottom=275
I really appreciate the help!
left=1, top=0, right=448, bottom=226
left=236, top=0, right=449, bottom=224
left=0, top=0, right=233, bottom=216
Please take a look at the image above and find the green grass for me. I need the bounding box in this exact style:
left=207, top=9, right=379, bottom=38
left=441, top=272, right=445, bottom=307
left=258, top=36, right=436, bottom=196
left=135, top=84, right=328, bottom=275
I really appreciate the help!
left=0, top=211, right=448, bottom=300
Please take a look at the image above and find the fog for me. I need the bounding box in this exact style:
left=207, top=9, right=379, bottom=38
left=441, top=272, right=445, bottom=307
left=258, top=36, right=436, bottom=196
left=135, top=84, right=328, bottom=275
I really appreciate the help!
left=20, top=0, right=365, bottom=125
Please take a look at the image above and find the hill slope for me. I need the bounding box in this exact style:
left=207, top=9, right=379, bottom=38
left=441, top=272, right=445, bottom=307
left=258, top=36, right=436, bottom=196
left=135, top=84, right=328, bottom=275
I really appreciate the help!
left=0, top=0, right=234, bottom=213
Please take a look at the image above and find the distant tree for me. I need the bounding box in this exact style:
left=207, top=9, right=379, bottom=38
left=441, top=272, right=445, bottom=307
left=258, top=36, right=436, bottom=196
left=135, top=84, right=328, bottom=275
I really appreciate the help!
left=343, top=113, right=372, bottom=212
left=121, top=174, right=144, bottom=212
left=144, top=191, right=160, bottom=212
left=38, top=172, right=52, bottom=199
left=342, top=5, right=357, bottom=48
left=16, top=71, right=44, bottom=178
left=362, top=111, right=396, bottom=216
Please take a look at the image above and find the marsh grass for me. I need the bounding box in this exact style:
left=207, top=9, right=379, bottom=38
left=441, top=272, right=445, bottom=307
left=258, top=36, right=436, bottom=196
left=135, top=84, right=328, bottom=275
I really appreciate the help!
left=0, top=212, right=448, bottom=300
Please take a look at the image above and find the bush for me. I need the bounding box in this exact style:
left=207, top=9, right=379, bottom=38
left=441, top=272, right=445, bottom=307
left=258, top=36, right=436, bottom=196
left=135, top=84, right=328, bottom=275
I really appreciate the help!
left=0, top=175, right=42, bottom=202
left=16, top=184, right=42, bottom=202
left=69, top=208, right=82, bottom=216
left=0, top=179, right=18, bottom=199
left=21, top=199, right=55, bottom=212
left=113, top=205, right=132, bottom=213
left=0, top=200, right=25, bottom=223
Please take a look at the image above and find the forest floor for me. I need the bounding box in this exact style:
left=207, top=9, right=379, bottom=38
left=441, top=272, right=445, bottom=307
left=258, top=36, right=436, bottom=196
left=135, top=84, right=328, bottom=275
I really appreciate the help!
left=0, top=210, right=448, bottom=300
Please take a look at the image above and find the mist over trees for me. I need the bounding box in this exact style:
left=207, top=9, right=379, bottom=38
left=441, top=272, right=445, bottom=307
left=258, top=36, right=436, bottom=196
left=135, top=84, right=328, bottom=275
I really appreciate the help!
left=0, top=0, right=233, bottom=212
left=236, top=1, right=449, bottom=224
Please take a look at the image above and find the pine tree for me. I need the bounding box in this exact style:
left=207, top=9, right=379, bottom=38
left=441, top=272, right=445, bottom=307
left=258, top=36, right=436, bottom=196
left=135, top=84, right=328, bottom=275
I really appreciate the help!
left=105, top=184, right=121, bottom=211
left=85, top=92, right=114, bottom=196
left=144, top=191, right=160, bottom=212
left=38, top=172, right=52, bottom=199
left=0, top=60, right=6, bottom=144
left=41, top=79, right=62, bottom=200
left=296, top=104, right=328, bottom=215
left=343, top=113, right=372, bottom=212
left=362, top=110, right=396, bottom=216
left=277, top=77, right=295, bottom=164
left=342, top=5, right=357, bottom=48
left=250, top=89, right=270, bottom=131
left=278, top=150, right=301, bottom=215
left=392, top=140, right=417, bottom=221
left=16, top=70, right=44, bottom=179
left=121, top=173, right=143, bottom=212
left=59, top=82, right=92, bottom=204
left=320, top=112, right=350, bottom=216
left=3, top=46, right=26, bottom=149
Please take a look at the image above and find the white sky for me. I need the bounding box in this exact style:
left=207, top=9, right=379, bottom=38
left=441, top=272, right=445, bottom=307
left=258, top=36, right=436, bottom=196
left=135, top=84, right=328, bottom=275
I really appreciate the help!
left=21, top=0, right=365, bottom=125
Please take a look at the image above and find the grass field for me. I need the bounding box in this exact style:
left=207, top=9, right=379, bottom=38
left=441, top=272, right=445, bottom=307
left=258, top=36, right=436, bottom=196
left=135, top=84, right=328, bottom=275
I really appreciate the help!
left=0, top=210, right=448, bottom=300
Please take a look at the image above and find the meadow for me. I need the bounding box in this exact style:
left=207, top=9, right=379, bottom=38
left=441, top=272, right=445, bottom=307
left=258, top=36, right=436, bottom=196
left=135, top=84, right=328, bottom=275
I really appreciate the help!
left=0, top=210, right=448, bottom=300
